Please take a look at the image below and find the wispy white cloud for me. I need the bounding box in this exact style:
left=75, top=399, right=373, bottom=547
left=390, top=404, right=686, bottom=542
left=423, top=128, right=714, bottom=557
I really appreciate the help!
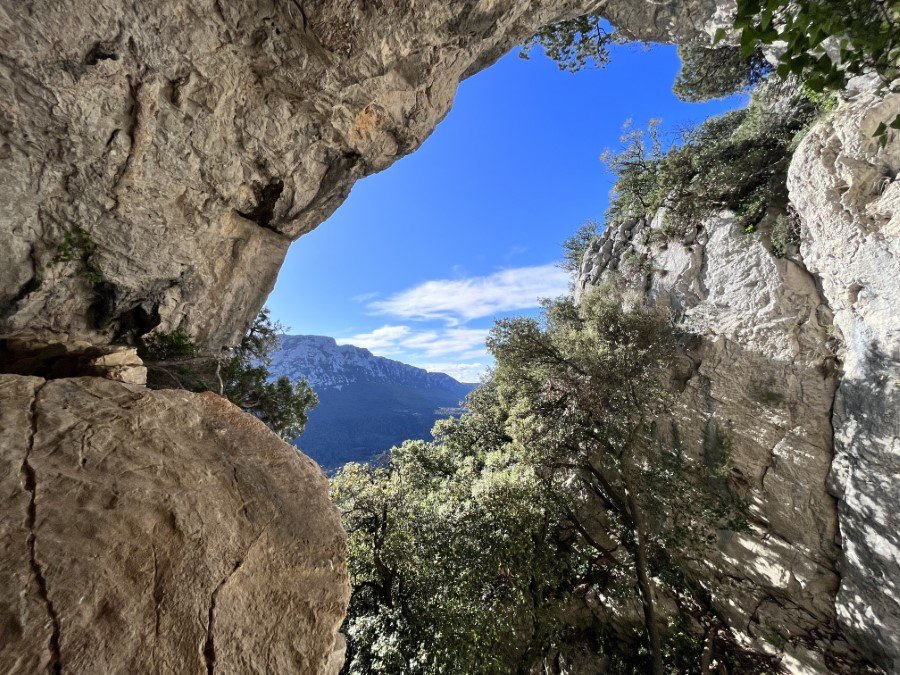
left=417, top=362, right=489, bottom=384
left=369, top=263, right=568, bottom=325
left=503, top=245, right=528, bottom=262
left=351, top=291, right=381, bottom=303
left=337, top=326, right=489, bottom=359
left=337, top=325, right=410, bottom=352
left=400, top=328, right=489, bottom=357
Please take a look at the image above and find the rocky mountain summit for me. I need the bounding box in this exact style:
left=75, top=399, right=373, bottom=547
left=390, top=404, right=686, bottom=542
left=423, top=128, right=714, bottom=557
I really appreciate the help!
left=270, top=335, right=473, bottom=391
left=270, top=336, right=474, bottom=469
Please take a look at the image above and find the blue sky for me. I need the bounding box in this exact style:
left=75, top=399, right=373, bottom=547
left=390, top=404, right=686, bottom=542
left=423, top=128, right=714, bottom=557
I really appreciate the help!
left=267, top=40, right=743, bottom=382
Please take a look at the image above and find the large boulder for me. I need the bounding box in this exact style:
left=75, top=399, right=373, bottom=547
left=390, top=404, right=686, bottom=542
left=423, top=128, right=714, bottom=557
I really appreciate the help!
left=0, top=374, right=348, bottom=673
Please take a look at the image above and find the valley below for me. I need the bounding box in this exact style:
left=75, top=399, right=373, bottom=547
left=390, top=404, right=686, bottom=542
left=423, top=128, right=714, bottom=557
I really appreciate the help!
left=270, top=336, right=475, bottom=469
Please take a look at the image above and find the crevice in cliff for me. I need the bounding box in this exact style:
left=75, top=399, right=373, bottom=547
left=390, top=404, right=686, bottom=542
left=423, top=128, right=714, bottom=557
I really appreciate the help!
left=1, top=245, right=41, bottom=319
left=0, top=341, right=138, bottom=379
left=111, top=72, right=145, bottom=213
left=19, top=381, right=62, bottom=674
left=203, top=567, right=230, bottom=674
left=84, top=41, right=120, bottom=65
left=203, top=525, right=269, bottom=673
left=288, top=0, right=309, bottom=31
left=152, top=545, right=163, bottom=637
left=237, top=178, right=285, bottom=231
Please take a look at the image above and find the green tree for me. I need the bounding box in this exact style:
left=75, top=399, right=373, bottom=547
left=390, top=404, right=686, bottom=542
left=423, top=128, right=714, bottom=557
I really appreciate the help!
left=672, top=44, right=771, bottom=102
left=560, top=219, right=601, bottom=277
left=730, top=0, right=899, bottom=89
left=333, top=286, right=751, bottom=673
left=488, top=285, right=746, bottom=675
left=729, top=0, right=900, bottom=141
left=142, top=309, right=317, bottom=441
left=601, top=86, right=818, bottom=240
left=520, top=15, right=613, bottom=72
left=333, top=426, right=571, bottom=673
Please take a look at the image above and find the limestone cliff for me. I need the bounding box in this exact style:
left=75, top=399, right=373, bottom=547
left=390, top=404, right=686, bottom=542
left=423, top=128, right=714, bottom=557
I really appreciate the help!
left=0, top=1, right=735, bottom=671
left=576, top=90, right=899, bottom=672
left=790, top=90, right=900, bottom=672
left=0, top=0, right=726, bottom=354
left=1, top=0, right=897, bottom=672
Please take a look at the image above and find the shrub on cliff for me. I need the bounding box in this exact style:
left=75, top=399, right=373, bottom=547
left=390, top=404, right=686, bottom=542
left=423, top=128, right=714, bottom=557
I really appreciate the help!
left=672, top=43, right=771, bottom=102
left=601, top=85, right=818, bottom=241
left=730, top=0, right=899, bottom=90
left=560, top=219, right=601, bottom=278
left=142, top=309, right=317, bottom=441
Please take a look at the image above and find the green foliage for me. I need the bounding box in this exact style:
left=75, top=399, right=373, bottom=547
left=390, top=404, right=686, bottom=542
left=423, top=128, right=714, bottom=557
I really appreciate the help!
left=54, top=227, right=104, bottom=284
left=142, top=327, right=199, bottom=361
left=770, top=212, right=800, bottom=258
left=673, top=43, right=772, bottom=102
left=560, top=219, right=601, bottom=277
left=728, top=0, right=900, bottom=139
left=221, top=359, right=318, bottom=442
left=334, top=431, right=567, bottom=673
left=520, top=15, right=612, bottom=72
left=730, top=0, right=899, bottom=88
left=333, top=286, right=751, bottom=673
left=143, top=309, right=317, bottom=441
left=602, top=88, right=817, bottom=242
left=219, top=308, right=318, bottom=440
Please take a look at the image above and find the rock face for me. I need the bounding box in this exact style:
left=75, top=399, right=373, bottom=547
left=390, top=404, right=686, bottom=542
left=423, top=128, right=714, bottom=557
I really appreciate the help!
left=578, top=213, right=849, bottom=671
left=576, top=91, right=900, bottom=672
left=0, top=0, right=727, bottom=353
left=0, top=374, right=349, bottom=673
left=0, top=1, right=738, bottom=670
left=789, top=91, right=900, bottom=672
left=3, top=0, right=895, bottom=671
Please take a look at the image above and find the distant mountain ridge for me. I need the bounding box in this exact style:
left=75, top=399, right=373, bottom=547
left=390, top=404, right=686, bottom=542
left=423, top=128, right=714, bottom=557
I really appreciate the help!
left=269, top=335, right=477, bottom=469
left=270, top=335, right=470, bottom=390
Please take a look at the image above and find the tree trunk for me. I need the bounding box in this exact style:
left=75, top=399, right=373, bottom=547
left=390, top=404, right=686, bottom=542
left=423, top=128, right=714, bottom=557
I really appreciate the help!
left=700, top=624, right=718, bottom=673
left=627, top=493, right=665, bottom=675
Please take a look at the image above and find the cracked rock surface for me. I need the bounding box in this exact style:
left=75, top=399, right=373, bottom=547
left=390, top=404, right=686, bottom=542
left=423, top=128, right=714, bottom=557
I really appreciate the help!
left=0, top=0, right=726, bottom=352
left=576, top=90, right=900, bottom=672
left=0, top=374, right=349, bottom=674
left=789, top=91, right=900, bottom=672
left=578, top=211, right=849, bottom=672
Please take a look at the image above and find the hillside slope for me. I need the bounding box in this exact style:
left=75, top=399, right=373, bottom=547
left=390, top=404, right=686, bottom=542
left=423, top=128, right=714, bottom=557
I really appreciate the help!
left=270, top=336, right=476, bottom=469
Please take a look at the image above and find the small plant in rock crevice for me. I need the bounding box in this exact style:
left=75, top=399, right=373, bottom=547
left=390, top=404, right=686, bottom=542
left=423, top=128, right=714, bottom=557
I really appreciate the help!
left=54, top=227, right=104, bottom=284
left=140, top=310, right=317, bottom=442
left=770, top=212, right=801, bottom=258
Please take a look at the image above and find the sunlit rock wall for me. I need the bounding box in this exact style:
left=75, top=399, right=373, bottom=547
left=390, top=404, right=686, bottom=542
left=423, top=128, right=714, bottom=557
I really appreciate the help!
left=0, top=1, right=736, bottom=671
left=0, top=374, right=349, bottom=673
left=789, top=90, right=900, bottom=673
left=577, top=90, right=900, bottom=672
left=0, top=0, right=727, bottom=354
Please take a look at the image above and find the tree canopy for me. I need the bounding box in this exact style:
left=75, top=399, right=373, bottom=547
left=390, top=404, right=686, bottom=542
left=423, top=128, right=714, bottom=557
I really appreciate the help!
left=332, top=286, right=760, bottom=673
